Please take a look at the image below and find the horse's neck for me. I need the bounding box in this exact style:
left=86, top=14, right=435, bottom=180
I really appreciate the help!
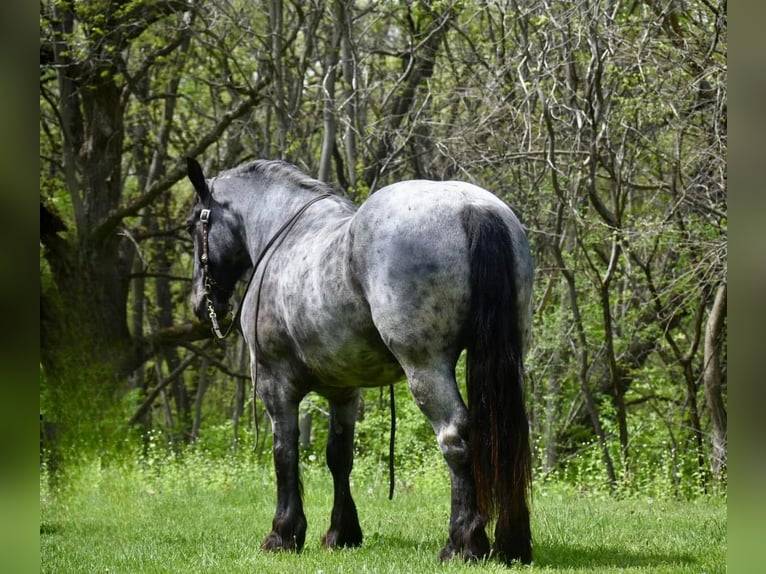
left=235, top=186, right=342, bottom=262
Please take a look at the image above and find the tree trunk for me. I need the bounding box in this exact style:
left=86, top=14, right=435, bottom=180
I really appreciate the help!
left=363, top=7, right=456, bottom=189
left=704, top=282, right=727, bottom=480
left=269, top=0, right=288, bottom=156
left=564, top=268, right=616, bottom=488
left=336, top=0, right=360, bottom=192
left=550, top=221, right=617, bottom=488
left=191, top=358, right=210, bottom=443
left=299, top=406, right=313, bottom=451
left=599, top=237, right=630, bottom=468
left=318, top=20, right=341, bottom=183
left=153, top=201, right=193, bottom=442
left=41, top=1, right=148, bottom=455
left=40, top=226, right=138, bottom=442
left=542, top=287, right=570, bottom=473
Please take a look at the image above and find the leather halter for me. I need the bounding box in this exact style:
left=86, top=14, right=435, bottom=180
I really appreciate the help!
left=198, top=207, right=228, bottom=338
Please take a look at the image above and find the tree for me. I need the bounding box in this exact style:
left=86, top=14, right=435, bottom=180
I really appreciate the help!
left=40, top=0, right=726, bottom=492
left=40, top=0, right=267, bottom=453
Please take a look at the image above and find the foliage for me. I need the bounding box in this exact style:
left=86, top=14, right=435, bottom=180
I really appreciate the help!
left=40, top=0, right=726, bottom=496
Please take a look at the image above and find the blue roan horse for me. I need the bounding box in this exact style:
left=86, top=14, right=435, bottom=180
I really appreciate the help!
left=185, top=157, right=535, bottom=565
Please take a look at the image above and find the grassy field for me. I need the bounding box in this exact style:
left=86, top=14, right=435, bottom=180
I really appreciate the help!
left=40, top=456, right=726, bottom=573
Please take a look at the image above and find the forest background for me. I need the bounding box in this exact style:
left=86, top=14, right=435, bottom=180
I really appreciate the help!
left=39, top=0, right=726, bottom=499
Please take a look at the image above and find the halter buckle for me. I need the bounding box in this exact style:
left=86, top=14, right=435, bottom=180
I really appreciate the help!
left=200, top=209, right=211, bottom=224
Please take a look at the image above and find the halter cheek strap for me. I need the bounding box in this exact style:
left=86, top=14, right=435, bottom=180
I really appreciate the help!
left=199, top=207, right=228, bottom=339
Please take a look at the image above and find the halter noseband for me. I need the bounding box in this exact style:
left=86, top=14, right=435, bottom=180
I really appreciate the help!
left=197, top=193, right=332, bottom=340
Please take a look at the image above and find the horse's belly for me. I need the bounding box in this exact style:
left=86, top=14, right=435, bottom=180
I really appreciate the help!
left=308, top=332, right=405, bottom=389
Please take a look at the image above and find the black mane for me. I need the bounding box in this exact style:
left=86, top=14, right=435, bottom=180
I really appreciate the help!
left=225, top=160, right=336, bottom=195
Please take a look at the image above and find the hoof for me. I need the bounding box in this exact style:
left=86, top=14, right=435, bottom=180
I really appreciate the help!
left=321, top=527, right=363, bottom=549
left=492, top=542, right=532, bottom=566
left=261, top=531, right=303, bottom=553
left=493, top=522, right=532, bottom=565
left=438, top=531, right=490, bottom=563
left=438, top=541, right=459, bottom=562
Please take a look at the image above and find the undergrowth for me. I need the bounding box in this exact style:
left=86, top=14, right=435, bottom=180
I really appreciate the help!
left=40, top=440, right=726, bottom=574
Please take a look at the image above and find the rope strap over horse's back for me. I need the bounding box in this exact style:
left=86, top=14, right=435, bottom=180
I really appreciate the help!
left=389, top=383, right=396, bottom=500
left=198, top=192, right=399, bottom=500
left=199, top=193, right=333, bottom=341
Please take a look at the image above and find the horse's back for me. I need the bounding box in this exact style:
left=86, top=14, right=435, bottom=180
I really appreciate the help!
left=350, top=180, right=531, bottom=366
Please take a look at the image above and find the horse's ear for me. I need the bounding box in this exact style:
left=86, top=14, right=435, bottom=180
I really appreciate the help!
left=186, top=157, right=210, bottom=202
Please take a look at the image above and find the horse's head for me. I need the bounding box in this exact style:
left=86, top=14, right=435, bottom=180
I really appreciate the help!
left=186, top=158, right=249, bottom=324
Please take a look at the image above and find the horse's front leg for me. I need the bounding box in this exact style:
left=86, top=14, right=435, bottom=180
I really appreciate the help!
left=259, top=390, right=307, bottom=552
left=321, top=391, right=363, bottom=549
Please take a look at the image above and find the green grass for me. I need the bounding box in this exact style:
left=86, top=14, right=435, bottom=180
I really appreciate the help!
left=40, top=456, right=726, bottom=573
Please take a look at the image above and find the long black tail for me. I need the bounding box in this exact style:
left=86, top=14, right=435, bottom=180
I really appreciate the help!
left=462, top=205, right=532, bottom=565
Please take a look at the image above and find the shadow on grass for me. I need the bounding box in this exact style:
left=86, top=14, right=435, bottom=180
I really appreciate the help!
left=361, top=532, right=437, bottom=553
left=362, top=535, right=702, bottom=570
left=534, top=542, right=698, bottom=570
left=40, top=522, right=59, bottom=536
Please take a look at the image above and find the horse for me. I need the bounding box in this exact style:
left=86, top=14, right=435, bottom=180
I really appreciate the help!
left=184, top=157, right=535, bottom=565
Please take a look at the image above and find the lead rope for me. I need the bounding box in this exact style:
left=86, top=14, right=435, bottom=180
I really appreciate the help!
left=389, top=383, right=396, bottom=499
left=199, top=193, right=333, bottom=454
left=248, top=194, right=332, bottom=453
left=252, top=360, right=259, bottom=453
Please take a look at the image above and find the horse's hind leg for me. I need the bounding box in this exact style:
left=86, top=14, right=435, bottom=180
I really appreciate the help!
left=406, top=365, right=490, bottom=562
left=321, top=391, right=363, bottom=548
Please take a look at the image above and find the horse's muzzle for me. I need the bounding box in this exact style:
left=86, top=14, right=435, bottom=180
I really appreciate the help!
left=192, top=285, right=231, bottom=324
